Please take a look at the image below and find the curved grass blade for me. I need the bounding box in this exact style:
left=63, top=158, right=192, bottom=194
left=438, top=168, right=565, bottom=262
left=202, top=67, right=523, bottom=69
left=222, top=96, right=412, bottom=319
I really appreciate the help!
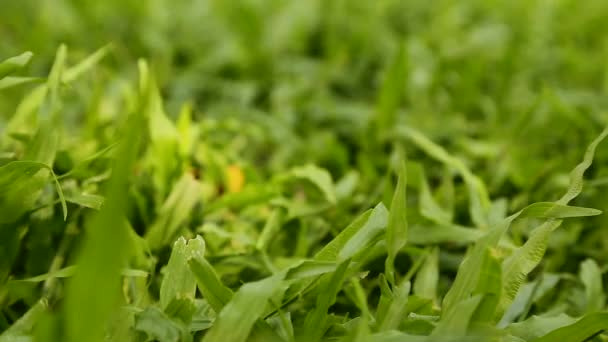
left=533, top=312, right=608, bottom=342
left=286, top=164, right=337, bottom=204
left=62, top=44, right=111, bottom=83
left=498, top=127, right=608, bottom=317
left=518, top=202, right=601, bottom=219
left=0, top=76, right=44, bottom=90
left=0, top=299, right=47, bottom=339
left=507, top=314, right=576, bottom=341
left=64, top=193, right=104, bottom=210
left=9, top=266, right=77, bottom=283
left=0, top=161, right=67, bottom=222
left=417, top=166, right=452, bottom=225
left=397, top=126, right=491, bottom=229
left=57, top=142, right=118, bottom=179
left=0, top=51, right=33, bottom=79
left=442, top=127, right=608, bottom=322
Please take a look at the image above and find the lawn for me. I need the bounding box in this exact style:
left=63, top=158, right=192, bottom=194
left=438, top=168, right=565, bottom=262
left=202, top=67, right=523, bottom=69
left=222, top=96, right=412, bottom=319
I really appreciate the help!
left=2, top=1, right=608, bottom=341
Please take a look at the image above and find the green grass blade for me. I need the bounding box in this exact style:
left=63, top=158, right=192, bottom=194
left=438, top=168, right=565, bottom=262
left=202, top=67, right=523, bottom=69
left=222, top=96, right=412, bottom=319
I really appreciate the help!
left=202, top=275, right=283, bottom=342
left=398, top=126, right=491, bottom=229
left=413, top=247, right=439, bottom=301
left=0, top=299, right=47, bottom=339
left=517, top=202, right=602, bottom=218
left=0, top=76, right=44, bottom=90
left=0, top=161, right=66, bottom=222
left=288, top=164, right=337, bottom=204
left=409, top=223, right=484, bottom=245
left=133, top=307, right=182, bottom=342
left=145, top=174, right=201, bottom=250
left=0, top=51, right=33, bottom=79
left=374, top=43, right=406, bottom=137
left=533, top=312, right=608, bottom=342
left=285, top=260, right=339, bottom=280
left=337, top=203, right=389, bottom=261
left=63, top=65, right=144, bottom=342
left=498, top=127, right=608, bottom=317
left=471, top=248, right=502, bottom=323
left=314, top=209, right=373, bottom=261
left=160, top=236, right=205, bottom=310
left=64, top=193, right=105, bottom=210
left=433, top=295, right=483, bottom=336
left=385, top=159, right=408, bottom=285
left=62, top=44, right=111, bottom=83
left=42, top=44, right=66, bottom=120
left=579, top=259, right=605, bottom=313
left=257, top=208, right=284, bottom=252
left=557, top=127, right=608, bottom=205
left=417, top=166, right=452, bottom=225
left=189, top=256, right=233, bottom=313
left=378, top=280, right=411, bottom=331
left=441, top=219, right=510, bottom=318
left=301, top=259, right=350, bottom=342
left=507, top=314, right=576, bottom=341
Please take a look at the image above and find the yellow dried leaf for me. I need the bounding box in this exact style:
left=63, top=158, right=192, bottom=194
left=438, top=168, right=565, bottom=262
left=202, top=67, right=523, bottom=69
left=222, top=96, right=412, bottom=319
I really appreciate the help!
left=226, top=165, right=245, bottom=193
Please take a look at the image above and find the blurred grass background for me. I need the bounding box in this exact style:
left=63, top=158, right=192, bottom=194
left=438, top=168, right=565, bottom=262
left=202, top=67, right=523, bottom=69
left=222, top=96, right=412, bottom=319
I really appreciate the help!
left=3, top=0, right=608, bottom=340
left=5, top=0, right=608, bottom=207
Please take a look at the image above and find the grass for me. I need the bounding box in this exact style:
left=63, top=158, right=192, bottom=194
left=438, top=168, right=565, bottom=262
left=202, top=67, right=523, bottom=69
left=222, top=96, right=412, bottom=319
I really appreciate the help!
left=2, top=0, right=608, bottom=341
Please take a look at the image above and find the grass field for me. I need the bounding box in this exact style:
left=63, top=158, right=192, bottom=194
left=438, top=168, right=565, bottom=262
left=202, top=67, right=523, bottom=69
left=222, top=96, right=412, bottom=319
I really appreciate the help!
left=2, top=1, right=608, bottom=341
